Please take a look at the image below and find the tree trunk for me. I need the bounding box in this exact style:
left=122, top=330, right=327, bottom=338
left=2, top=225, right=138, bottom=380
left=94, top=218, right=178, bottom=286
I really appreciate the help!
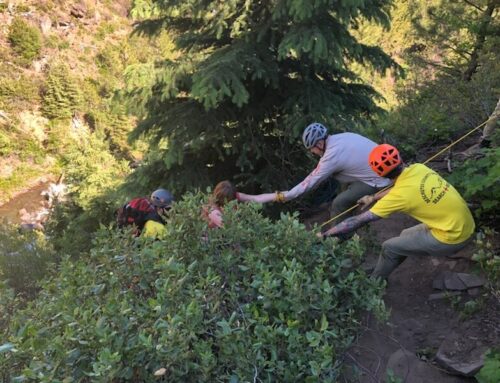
left=462, top=0, right=497, bottom=81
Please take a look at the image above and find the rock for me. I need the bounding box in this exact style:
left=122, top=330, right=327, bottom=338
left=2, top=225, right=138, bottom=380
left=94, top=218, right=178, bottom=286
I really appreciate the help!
left=467, top=287, right=481, bottom=297
left=432, top=271, right=448, bottom=290
left=434, top=272, right=485, bottom=291
left=435, top=333, right=487, bottom=376
left=40, top=15, right=52, bottom=34
left=444, top=272, right=467, bottom=291
left=70, top=3, right=87, bottom=18
left=0, top=110, right=10, bottom=126
left=20, top=222, right=43, bottom=231
left=457, top=273, right=486, bottom=288
left=386, top=349, right=462, bottom=383
left=431, top=258, right=441, bottom=266
left=428, top=291, right=461, bottom=301
left=20, top=223, right=37, bottom=232
left=33, top=56, right=49, bottom=73
left=57, top=20, right=72, bottom=29
left=154, top=368, right=167, bottom=376
left=18, top=208, right=28, bottom=217
left=446, top=260, right=457, bottom=269
left=94, top=9, right=101, bottom=23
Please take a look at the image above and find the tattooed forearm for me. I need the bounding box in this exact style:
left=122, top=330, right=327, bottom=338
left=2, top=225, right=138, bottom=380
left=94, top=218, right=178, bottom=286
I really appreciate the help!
left=324, top=211, right=381, bottom=237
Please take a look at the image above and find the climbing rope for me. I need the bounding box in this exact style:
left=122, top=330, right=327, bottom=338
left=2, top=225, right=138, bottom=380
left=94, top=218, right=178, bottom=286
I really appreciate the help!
left=319, top=119, right=489, bottom=228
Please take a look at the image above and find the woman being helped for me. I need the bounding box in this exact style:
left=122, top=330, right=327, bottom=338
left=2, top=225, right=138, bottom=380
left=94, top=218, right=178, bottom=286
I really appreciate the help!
left=203, top=180, right=269, bottom=228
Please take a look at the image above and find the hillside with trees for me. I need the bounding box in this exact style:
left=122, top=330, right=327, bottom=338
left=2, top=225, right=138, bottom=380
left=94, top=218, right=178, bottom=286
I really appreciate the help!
left=0, top=0, right=498, bottom=382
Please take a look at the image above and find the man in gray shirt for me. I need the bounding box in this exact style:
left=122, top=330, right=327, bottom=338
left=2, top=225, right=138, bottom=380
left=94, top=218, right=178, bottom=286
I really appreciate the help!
left=239, top=123, right=391, bottom=225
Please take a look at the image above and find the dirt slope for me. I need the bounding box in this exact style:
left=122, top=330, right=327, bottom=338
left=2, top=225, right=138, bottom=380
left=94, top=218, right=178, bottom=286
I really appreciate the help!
left=339, top=213, right=499, bottom=383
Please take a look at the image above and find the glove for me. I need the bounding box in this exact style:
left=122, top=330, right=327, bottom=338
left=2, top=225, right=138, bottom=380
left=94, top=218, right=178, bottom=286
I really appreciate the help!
left=357, top=195, right=375, bottom=210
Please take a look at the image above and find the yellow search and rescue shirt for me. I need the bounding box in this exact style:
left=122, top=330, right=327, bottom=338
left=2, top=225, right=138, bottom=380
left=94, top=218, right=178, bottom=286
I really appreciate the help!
left=370, top=164, right=475, bottom=244
left=142, top=220, right=166, bottom=239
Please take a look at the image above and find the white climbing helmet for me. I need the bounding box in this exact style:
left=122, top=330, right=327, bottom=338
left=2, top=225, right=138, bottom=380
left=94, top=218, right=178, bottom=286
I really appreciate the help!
left=302, top=122, right=328, bottom=149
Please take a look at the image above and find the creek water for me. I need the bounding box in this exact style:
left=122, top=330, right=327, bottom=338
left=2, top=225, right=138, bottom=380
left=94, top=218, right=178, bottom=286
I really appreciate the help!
left=0, top=182, right=51, bottom=224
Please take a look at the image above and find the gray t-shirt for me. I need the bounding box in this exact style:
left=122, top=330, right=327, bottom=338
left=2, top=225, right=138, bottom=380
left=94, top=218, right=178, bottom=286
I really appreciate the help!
left=284, top=133, right=391, bottom=200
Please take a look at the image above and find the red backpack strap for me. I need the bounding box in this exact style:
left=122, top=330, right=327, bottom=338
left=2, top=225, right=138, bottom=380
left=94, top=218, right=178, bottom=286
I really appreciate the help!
left=121, top=197, right=155, bottom=229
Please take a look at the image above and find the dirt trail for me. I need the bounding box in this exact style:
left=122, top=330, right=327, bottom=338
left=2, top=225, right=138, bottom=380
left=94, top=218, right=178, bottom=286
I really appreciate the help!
left=305, top=209, right=499, bottom=382
left=343, top=213, right=498, bottom=383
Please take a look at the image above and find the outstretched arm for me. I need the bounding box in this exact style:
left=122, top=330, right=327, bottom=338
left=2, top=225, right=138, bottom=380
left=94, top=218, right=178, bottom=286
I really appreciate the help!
left=237, top=192, right=281, bottom=204
left=318, top=211, right=381, bottom=238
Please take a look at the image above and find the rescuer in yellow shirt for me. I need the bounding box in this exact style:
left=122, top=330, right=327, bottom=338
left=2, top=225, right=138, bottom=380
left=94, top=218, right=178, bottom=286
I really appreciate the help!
left=318, top=144, right=475, bottom=279
left=141, top=220, right=167, bottom=240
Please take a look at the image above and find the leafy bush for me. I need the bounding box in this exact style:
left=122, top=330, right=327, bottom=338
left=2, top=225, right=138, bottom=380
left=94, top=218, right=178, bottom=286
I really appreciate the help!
left=448, top=132, right=500, bottom=221
left=1, top=196, right=385, bottom=382
left=0, top=70, right=41, bottom=112
left=45, top=120, right=75, bottom=155
left=0, top=223, right=55, bottom=295
left=62, top=130, right=130, bottom=211
left=0, top=280, right=18, bottom=334
left=41, top=130, right=130, bottom=254
left=476, top=349, right=500, bottom=383
left=471, top=229, right=500, bottom=301
left=0, top=130, right=13, bottom=156
left=0, top=163, right=45, bottom=194
left=8, top=18, right=42, bottom=64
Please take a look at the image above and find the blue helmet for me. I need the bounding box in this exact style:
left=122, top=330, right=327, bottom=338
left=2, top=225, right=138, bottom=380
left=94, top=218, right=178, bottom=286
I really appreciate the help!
left=151, top=188, right=174, bottom=208
left=302, top=123, right=328, bottom=149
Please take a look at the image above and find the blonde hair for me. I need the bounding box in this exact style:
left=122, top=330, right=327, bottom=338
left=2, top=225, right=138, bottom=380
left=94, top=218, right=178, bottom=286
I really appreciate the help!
left=212, top=180, right=237, bottom=207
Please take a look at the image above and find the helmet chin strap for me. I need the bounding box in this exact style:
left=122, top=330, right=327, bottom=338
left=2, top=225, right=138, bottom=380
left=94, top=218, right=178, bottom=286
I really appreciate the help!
left=316, top=139, right=326, bottom=156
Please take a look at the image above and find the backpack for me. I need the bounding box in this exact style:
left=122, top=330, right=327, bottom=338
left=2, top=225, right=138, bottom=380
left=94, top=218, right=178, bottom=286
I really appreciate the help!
left=116, top=197, right=162, bottom=233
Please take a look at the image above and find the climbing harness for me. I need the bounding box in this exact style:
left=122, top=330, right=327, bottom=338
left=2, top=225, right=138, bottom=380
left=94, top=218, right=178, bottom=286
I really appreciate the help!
left=319, top=119, right=489, bottom=228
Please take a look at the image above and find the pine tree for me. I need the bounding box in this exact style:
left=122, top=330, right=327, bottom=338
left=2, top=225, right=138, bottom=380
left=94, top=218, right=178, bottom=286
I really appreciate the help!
left=410, top=0, right=499, bottom=79
left=42, top=64, right=82, bottom=120
left=125, top=0, right=400, bottom=193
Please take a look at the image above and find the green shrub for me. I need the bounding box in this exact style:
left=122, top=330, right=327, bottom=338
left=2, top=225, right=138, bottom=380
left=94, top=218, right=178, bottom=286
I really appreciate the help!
left=448, top=132, right=500, bottom=221
left=44, top=34, right=69, bottom=50
left=8, top=18, right=42, bottom=63
left=44, top=199, right=114, bottom=256
left=41, top=64, right=82, bottom=120
left=0, top=280, right=18, bottom=334
left=95, top=21, right=117, bottom=41
left=43, top=129, right=130, bottom=255
left=1, top=196, right=385, bottom=382
left=84, top=107, right=134, bottom=159
left=476, top=349, right=500, bottom=383
left=44, top=34, right=59, bottom=49
left=0, top=163, right=44, bottom=194
left=0, top=71, right=41, bottom=111
left=61, top=130, right=130, bottom=211
left=45, top=120, right=74, bottom=155
left=0, top=224, right=55, bottom=296
left=0, top=130, right=13, bottom=156
left=471, top=229, right=500, bottom=301
left=16, top=4, right=30, bottom=13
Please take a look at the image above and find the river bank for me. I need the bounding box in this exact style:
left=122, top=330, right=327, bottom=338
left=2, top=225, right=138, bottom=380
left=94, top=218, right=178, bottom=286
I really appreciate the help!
left=0, top=174, right=56, bottom=207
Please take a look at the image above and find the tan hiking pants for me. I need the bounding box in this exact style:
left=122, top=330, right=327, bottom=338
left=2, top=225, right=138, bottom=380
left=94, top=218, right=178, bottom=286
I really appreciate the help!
left=372, top=224, right=473, bottom=279
left=329, top=181, right=380, bottom=225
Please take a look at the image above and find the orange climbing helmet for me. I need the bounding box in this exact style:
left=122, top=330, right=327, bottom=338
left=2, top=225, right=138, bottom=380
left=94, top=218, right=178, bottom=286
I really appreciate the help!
left=369, top=144, right=402, bottom=177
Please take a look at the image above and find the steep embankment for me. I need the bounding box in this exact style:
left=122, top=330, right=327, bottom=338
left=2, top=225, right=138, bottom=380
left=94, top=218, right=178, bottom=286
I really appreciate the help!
left=0, top=0, right=134, bottom=203
left=305, top=199, right=498, bottom=382
left=345, top=214, right=498, bottom=382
